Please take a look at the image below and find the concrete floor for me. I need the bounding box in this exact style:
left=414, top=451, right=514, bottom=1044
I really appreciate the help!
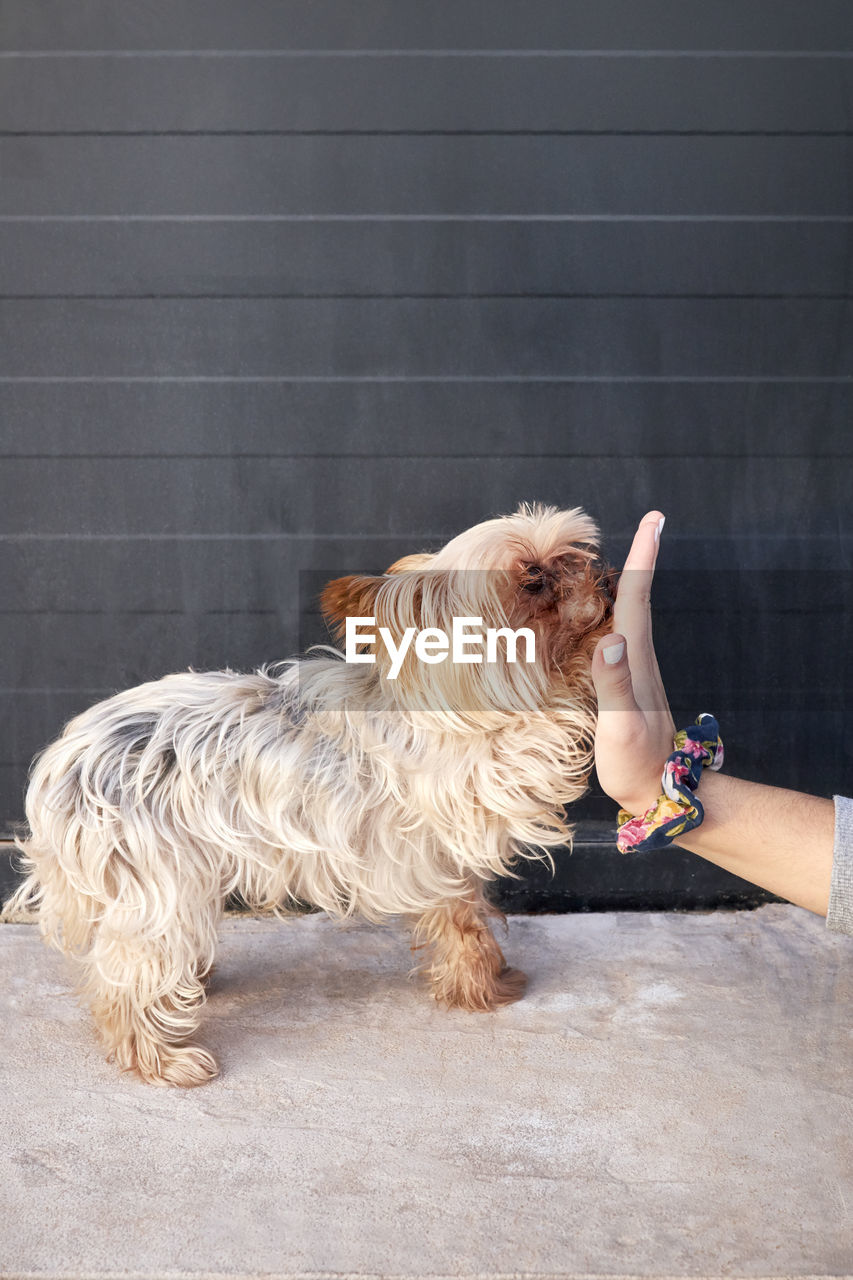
left=1, top=905, right=851, bottom=1280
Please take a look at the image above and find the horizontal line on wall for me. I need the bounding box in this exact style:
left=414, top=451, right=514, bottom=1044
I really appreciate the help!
left=0, top=610, right=285, bottom=616
left=2, top=454, right=850, bottom=462
left=0, top=697, right=114, bottom=710
left=3, top=533, right=850, bottom=542
left=0, top=688, right=115, bottom=694
left=3, top=50, right=853, bottom=59
left=0, top=534, right=443, bottom=542
left=1, top=214, right=852, bottom=224
left=4, top=293, right=853, bottom=302
left=10, top=829, right=628, bottom=852
left=0, top=605, right=846, bottom=617
left=3, top=130, right=852, bottom=139
left=0, top=683, right=845, bottom=711
left=2, top=376, right=853, bottom=385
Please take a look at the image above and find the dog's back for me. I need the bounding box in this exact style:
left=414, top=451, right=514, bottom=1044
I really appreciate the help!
left=2, top=668, right=278, bottom=940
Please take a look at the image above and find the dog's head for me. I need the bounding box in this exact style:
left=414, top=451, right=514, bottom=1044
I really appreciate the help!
left=320, top=504, right=614, bottom=720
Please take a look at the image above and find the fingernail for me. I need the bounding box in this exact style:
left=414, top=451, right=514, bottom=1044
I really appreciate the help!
left=654, top=515, right=666, bottom=543
left=603, top=641, right=625, bottom=665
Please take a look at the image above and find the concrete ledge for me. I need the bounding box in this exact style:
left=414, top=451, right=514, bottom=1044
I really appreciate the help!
left=1, top=907, right=851, bottom=1279
left=0, top=831, right=781, bottom=912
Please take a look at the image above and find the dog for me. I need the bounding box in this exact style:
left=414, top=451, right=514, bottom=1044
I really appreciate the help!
left=2, top=504, right=613, bottom=1086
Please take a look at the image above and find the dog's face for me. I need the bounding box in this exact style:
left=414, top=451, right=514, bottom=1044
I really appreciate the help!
left=321, top=504, right=613, bottom=717
left=423, top=502, right=614, bottom=671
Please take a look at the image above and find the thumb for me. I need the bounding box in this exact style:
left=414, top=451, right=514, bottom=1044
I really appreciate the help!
left=592, top=633, right=640, bottom=713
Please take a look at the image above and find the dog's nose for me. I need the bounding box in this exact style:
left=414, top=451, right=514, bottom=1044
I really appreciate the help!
left=602, top=567, right=619, bottom=612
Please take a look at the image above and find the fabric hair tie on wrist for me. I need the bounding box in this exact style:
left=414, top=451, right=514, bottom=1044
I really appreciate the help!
left=616, top=713, right=724, bottom=853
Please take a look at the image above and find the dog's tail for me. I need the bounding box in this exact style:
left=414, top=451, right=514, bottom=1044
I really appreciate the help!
left=0, top=841, right=42, bottom=923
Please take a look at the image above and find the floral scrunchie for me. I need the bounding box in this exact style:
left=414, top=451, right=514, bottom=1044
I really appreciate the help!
left=617, top=714, right=724, bottom=853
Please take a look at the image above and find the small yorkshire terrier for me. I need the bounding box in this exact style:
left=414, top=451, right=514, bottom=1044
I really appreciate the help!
left=3, top=504, right=612, bottom=1086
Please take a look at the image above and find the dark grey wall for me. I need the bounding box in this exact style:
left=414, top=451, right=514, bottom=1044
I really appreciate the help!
left=2, top=2, right=852, bottom=908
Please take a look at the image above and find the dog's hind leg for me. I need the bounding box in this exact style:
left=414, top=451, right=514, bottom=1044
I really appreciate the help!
left=16, top=819, right=222, bottom=1085
left=412, top=890, right=527, bottom=1012
left=80, top=917, right=220, bottom=1087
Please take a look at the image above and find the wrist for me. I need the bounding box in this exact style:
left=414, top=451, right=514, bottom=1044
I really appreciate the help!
left=670, top=768, right=725, bottom=848
left=616, top=715, right=724, bottom=854
left=617, top=784, right=665, bottom=820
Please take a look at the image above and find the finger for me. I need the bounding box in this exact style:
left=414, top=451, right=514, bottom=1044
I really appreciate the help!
left=613, top=510, right=664, bottom=635
left=620, top=510, right=665, bottom=578
left=591, top=633, right=642, bottom=716
left=612, top=512, right=667, bottom=712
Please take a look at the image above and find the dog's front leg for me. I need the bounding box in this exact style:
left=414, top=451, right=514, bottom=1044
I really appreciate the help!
left=412, top=891, right=527, bottom=1011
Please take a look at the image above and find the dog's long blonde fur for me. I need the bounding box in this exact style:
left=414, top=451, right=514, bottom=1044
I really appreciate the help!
left=2, top=504, right=611, bottom=1086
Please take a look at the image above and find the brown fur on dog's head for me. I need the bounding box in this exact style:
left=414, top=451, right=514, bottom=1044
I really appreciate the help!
left=320, top=504, right=613, bottom=711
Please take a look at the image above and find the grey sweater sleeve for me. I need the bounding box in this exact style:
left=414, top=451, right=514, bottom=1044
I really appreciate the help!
left=827, top=795, right=853, bottom=935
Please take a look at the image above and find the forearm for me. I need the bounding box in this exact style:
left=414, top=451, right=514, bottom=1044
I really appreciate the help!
left=674, top=771, right=835, bottom=916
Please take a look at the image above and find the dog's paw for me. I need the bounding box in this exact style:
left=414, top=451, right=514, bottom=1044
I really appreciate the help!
left=490, top=965, right=528, bottom=1008
left=114, top=1042, right=219, bottom=1088
left=155, top=1045, right=219, bottom=1088
left=431, top=963, right=528, bottom=1012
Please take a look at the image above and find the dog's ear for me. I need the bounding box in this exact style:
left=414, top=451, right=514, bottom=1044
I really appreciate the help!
left=319, top=575, right=385, bottom=642
left=386, top=552, right=435, bottom=575
left=321, top=568, right=438, bottom=648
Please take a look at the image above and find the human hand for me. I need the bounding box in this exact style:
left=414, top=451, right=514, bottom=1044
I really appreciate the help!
left=592, top=511, right=675, bottom=816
